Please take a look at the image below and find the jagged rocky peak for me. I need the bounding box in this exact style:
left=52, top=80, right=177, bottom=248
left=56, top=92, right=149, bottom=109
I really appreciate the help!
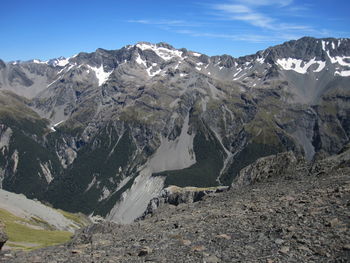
left=264, top=37, right=350, bottom=60
left=47, top=56, right=70, bottom=67
left=134, top=41, right=184, bottom=61
left=135, top=41, right=176, bottom=50
left=0, top=36, right=349, bottom=228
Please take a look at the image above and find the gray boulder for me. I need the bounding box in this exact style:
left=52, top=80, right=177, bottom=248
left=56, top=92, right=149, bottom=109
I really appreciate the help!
left=0, top=221, right=8, bottom=250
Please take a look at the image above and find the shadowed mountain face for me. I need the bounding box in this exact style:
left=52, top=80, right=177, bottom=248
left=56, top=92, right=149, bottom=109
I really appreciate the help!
left=0, top=37, right=349, bottom=222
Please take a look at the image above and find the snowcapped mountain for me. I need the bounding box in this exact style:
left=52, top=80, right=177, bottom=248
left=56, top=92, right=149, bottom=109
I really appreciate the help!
left=0, top=37, right=349, bottom=223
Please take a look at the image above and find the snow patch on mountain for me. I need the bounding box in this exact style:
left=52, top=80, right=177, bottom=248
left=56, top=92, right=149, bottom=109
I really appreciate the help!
left=33, top=59, right=48, bottom=64
left=335, top=70, right=350, bottom=77
left=276, top=58, right=326, bottom=74
left=233, top=68, right=242, bottom=78
left=136, top=53, right=147, bottom=67
left=329, top=55, right=350, bottom=67
left=146, top=66, right=162, bottom=77
left=136, top=43, right=183, bottom=61
left=88, top=65, right=113, bottom=86
left=256, top=57, right=265, bottom=64
left=49, top=57, right=70, bottom=67
left=313, top=61, right=326, bottom=72
left=50, top=120, right=64, bottom=132
left=56, top=58, right=69, bottom=67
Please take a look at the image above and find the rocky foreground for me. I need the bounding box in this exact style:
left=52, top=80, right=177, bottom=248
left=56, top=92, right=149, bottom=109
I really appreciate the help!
left=1, top=150, right=350, bottom=263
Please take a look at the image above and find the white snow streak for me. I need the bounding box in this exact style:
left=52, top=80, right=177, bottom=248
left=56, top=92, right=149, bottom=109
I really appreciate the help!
left=50, top=120, right=64, bottom=132
left=135, top=53, right=147, bottom=67
left=335, top=70, right=350, bottom=77
left=325, top=51, right=350, bottom=77
left=146, top=66, right=161, bottom=77
left=276, top=58, right=326, bottom=74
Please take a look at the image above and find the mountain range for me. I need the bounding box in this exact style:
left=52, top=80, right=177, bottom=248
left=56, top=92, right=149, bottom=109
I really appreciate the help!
left=0, top=36, right=349, bottom=223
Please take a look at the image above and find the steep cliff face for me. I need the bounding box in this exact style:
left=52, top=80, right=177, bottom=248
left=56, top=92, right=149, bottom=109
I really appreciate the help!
left=0, top=37, right=349, bottom=222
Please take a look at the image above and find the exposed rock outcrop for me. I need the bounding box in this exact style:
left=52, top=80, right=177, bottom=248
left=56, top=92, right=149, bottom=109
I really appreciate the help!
left=4, top=150, right=350, bottom=262
left=231, top=151, right=304, bottom=189
left=139, top=185, right=229, bottom=220
left=0, top=221, right=7, bottom=251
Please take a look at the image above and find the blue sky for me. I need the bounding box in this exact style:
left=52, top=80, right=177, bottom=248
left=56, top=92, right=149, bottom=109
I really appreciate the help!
left=1, top=0, right=349, bottom=61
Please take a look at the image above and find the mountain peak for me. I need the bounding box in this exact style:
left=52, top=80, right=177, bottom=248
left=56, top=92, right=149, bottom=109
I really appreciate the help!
left=135, top=41, right=176, bottom=50
left=0, top=37, right=349, bottom=243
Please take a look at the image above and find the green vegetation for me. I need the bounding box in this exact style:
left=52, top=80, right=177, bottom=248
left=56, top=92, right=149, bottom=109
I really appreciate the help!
left=0, top=91, right=63, bottom=200
left=0, top=208, right=72, bottom=251
left=3, top=127, right=62, bottom=199
left=94, top=174, right=137, bottom=216
left=56, top=209, right=90, bottom=228
left=220, top=142, right=282, bottom=186
left=45, top=125, right=137, bottom=214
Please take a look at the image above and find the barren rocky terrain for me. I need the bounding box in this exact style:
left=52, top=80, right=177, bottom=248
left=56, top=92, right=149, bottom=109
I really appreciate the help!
left=2, top=149, right=349, bottom=262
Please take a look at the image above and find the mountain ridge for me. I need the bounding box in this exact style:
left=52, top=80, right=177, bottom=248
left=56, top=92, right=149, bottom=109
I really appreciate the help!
left=0, top=36, right=349, bottom=224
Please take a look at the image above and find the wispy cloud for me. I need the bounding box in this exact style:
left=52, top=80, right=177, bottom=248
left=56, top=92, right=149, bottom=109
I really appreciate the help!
left=235, top=0, right=293, bottom=7
left=126, top=1, right=341, bottom=45
left=212, top=0, right=312, bottom=32
left=127, top=19, right=204, bottom=27
left=174, top=29, right=302, bottom=43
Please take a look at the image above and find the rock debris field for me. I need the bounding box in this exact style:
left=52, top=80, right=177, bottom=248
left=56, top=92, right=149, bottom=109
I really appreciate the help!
left=1, top=151, right=350, bottom=262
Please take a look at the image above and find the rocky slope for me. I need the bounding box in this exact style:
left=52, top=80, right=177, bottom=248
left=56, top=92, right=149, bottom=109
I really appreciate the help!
left=0, top=37, right=349, bottom=222
left=0, top=189, right=91, bottom=251
left=3, top=149, right=349, bottom=262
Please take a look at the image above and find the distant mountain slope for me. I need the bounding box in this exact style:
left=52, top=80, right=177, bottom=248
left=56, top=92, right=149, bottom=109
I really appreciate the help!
left=0, top=37, right=349, bottom=223
left=0, top=188, right=90, bottom=251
